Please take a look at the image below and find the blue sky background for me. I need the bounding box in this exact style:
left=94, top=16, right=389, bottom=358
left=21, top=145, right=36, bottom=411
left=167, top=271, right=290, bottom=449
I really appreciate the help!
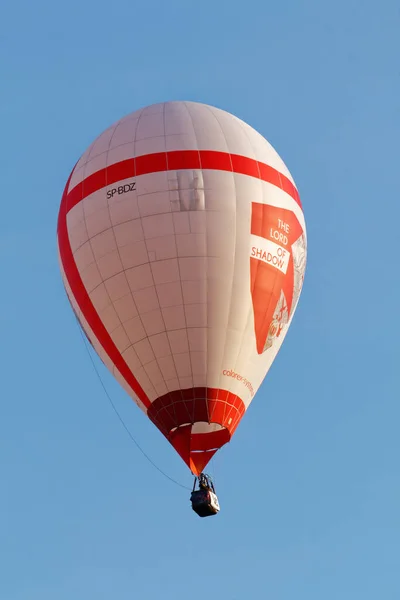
left=1, top=0, right=399, bottom=598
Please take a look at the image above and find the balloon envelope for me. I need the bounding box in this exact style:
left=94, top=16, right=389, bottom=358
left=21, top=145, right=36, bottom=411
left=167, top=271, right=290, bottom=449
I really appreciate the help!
left=57, top=101, right=307, bottom=475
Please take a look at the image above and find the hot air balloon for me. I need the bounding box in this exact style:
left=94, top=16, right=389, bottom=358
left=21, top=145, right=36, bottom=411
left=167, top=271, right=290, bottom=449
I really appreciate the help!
left=57, top=101, right=307, bottom=517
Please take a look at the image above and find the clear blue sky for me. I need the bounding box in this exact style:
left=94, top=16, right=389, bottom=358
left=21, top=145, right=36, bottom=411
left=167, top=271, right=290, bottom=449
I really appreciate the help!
left=1, top=0, right=399, bottom=598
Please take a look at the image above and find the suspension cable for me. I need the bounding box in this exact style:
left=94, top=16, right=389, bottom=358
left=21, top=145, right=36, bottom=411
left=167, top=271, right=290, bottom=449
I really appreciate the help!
left=76, top=320, right=191, bottom=491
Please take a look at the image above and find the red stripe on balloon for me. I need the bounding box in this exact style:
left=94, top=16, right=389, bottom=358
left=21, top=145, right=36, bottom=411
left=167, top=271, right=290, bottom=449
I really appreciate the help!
left=65, top=149, right=301, bottom=213
left=57, top=173, right=152, bottom=409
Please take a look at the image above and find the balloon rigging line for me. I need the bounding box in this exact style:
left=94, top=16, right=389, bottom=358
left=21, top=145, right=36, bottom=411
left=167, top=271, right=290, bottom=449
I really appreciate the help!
left=76, top=319, right=191, bottom=491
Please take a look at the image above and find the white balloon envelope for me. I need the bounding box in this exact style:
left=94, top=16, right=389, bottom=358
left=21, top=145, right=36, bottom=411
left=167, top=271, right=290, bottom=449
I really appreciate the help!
left=57, top=101, right=307, bottom=476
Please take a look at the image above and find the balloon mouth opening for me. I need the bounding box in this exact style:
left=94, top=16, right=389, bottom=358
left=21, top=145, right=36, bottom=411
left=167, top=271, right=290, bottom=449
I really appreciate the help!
left=168, top=422, right=231, bottom=476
